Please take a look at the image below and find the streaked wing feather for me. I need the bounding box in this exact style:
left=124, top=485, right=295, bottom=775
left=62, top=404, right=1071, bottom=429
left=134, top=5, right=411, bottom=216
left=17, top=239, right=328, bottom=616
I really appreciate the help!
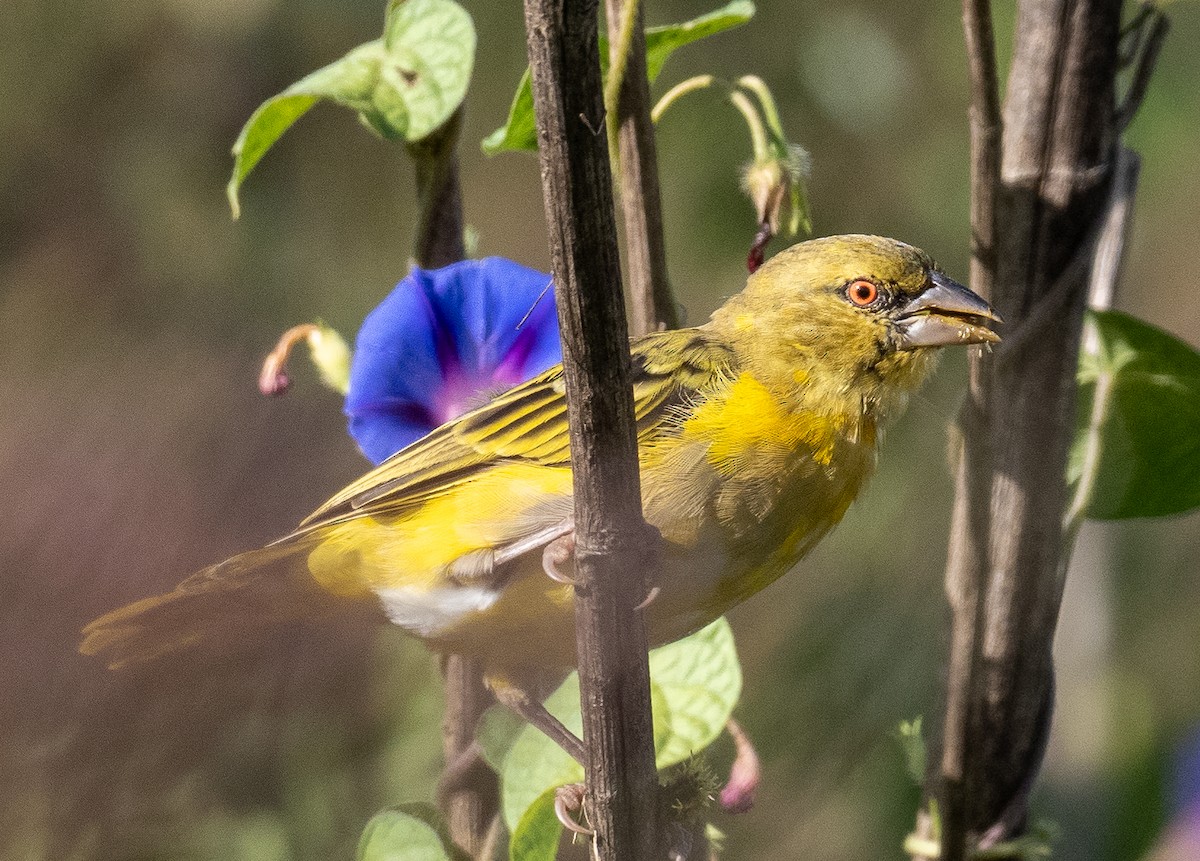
left=299, top=329, right=737, bottom=532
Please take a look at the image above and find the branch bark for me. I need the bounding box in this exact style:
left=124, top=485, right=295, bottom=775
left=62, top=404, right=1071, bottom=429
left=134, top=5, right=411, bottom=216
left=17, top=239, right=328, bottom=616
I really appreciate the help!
left=604, top=0, right=678, bottom=335
left=439, top=656, right=499, bottom=858
left=408, top=110, right=498, bottom=856
left=929, top=1, right=1126, bottom=858
left=523, top=1, right=660, bottom=859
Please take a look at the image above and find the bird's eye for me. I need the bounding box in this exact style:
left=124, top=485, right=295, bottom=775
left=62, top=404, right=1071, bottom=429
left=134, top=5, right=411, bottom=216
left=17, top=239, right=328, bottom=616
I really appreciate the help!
left=847, top=280, right=880, bottom=307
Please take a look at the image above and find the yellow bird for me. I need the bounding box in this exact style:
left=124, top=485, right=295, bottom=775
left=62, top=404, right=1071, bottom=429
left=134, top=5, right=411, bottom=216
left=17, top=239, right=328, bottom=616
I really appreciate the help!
left=82, top=235, right=998, bottom=711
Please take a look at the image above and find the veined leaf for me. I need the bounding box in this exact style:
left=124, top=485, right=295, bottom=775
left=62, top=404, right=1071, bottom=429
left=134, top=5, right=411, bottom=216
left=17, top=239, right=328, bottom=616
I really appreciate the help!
left=643, top=0, right=756, bottom=81
left=357, top=803, right=469, bottom=861
left=507, top=788, right=563, bottom=861
left=229, top=0, right=474, bottom=216
left=482, top=1, right=754, bottom=155
left=497, top=618, right=742, bottom=830
left=1070, top=310, right=1200, bottom=520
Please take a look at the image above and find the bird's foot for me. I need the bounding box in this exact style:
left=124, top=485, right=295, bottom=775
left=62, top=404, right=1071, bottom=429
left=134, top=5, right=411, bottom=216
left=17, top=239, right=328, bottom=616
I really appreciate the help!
left=542, top=532, right=578, bottom=585
left=542, top=522, right=665, bottom=612
left=553, top=783, right=594, bottom=836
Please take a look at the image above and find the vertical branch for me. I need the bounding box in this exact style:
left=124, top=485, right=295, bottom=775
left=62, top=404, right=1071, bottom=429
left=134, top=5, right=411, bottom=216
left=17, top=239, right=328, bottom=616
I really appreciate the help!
left=934, top=3, right=1004, bottom=859
left=927, top=1, right=1127, bottom=859
left=408, top=110, right=498, bottom=856
left=605, top=0, right=678, bottom=335
left=523, top=1, right=661, bottom=859
left=438, top=655, right=499, bottom=858
left=962, top=0, right=1002, bottom=301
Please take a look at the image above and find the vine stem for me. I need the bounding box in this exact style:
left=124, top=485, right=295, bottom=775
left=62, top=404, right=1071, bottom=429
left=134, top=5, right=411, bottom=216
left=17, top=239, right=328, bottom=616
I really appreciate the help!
left=604, top=0, right=677, bottom=334
left=604, top=0, right=640, bottom=167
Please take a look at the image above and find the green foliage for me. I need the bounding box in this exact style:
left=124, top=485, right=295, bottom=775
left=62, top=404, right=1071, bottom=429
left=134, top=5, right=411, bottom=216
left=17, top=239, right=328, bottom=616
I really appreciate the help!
left=357, top=803, right=469, bottom=861
left=642, top=1, right=757, bottom=81
left=507, top=789, right=563, bottom=861
left=1070, top=310, right=1200, bottom=520
left=481, top=1, right=755, bottom=155
left=480, top=69, right=536, bottom=158
left=895, top=716, right=926, bottom=786
left=487, top=617, right=742, bottom=841
left=228, top=0, right=475, bottom=217
left=645, top=616, right=743, bottom=765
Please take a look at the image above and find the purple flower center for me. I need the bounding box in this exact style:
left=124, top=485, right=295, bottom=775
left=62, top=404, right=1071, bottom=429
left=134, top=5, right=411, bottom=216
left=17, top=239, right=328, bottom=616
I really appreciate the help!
left=344, top=258, right=561, bottom=465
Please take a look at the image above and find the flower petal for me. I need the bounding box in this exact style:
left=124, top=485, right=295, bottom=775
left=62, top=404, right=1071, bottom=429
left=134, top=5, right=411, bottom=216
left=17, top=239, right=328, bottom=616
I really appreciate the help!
left=345, top=257, right=560, bottom=464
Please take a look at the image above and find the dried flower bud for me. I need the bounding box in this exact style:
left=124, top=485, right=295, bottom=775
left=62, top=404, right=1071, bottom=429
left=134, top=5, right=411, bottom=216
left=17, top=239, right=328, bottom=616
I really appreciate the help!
left=259, top=322, right=351, bottom=397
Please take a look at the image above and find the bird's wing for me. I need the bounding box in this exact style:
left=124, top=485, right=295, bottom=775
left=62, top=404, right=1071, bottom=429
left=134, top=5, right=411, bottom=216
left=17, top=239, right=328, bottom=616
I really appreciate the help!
left=299, top=328, right=738, bottom=531
left=80, top=331, right=738, bottom=669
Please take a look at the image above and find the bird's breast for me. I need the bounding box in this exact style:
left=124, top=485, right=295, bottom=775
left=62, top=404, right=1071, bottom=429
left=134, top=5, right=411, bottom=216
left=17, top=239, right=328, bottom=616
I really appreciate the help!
left=639, top=372, right=878, bottom=632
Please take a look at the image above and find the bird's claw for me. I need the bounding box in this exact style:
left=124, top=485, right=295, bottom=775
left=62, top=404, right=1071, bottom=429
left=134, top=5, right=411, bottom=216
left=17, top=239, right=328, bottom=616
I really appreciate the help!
left=542, top=533, right=577, bottom=585
left=554, top=783, right=594, bottom=836
left=635, top=586, right=661, bottom=611
left=542, top=525, right=664, bottom=610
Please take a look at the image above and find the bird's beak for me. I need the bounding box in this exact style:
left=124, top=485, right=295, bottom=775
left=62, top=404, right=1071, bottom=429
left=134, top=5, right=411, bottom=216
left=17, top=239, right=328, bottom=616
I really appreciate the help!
left=895, top=271, right=1002, bottom=349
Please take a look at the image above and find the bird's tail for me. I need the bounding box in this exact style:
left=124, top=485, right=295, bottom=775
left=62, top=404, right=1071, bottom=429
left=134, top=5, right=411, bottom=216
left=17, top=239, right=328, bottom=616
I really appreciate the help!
left=80, top=537, right=367, bottom=669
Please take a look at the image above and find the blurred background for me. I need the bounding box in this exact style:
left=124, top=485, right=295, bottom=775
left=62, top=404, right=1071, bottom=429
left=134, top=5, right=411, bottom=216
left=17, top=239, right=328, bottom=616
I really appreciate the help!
left=3, top=1, right=1199, bottom=858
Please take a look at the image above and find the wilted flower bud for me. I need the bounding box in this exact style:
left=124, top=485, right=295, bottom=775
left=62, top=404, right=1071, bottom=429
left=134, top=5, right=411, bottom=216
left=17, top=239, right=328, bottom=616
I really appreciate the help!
left=260, top=322, right=352, bottom=397
left=740, top=144, right=811, bottom=236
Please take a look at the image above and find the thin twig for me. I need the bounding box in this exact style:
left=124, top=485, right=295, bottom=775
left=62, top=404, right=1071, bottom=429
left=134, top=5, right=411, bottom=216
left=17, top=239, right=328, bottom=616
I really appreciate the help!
left=932, top=4, right=1002, bottom=859
left=1065, top=147, right=1141, bottom=538
left=1116, top=10, right=1169, bottom=132
left=963, top=0, right=1002, bottom=297
left=651, top=75, right=717, bottom=122
left=604, top=0, right=640, bottom=165
left=408, top=108, right=498, bottom=855
left=605, top=0, right=677, bottom=334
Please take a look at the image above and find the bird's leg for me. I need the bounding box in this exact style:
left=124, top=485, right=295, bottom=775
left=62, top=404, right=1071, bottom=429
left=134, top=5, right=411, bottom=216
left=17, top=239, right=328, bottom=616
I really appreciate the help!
left=447, top=520, right=575, bottom=589
left=489, top=678, right=585, bottom=764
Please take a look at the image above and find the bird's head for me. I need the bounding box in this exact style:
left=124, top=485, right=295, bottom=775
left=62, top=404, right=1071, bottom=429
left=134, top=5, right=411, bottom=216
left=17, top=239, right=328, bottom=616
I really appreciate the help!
left=709, top=234, right=1001, bottom=419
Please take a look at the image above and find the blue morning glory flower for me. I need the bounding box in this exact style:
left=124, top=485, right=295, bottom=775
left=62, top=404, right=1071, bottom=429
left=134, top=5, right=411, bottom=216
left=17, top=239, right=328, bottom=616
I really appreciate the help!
left=1146, top=727, right=1200, bottom=859
left=345, top=257, right=561, bottom=465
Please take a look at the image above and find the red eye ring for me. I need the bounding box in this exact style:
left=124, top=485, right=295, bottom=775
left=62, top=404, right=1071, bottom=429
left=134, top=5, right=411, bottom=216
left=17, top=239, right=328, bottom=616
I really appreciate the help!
left=847, top=279, right=879, bottom=306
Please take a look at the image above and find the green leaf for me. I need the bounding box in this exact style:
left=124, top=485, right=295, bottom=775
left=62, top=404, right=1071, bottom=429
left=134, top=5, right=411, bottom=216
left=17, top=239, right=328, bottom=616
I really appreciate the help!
left=895, top=717, right=926, bottom=785
left=380, top=0, right=475, bottom=139
left=357, top=803, right=469, bottom=861
left=643, top=1, right=755, bottom=82
left=1070, top=310, right=1200, bottom=520
left=481, top=69, right=535, bottom=155
left=497, top=618, right=741, bottom=830
left=229, top=0, right=475, bottom=216
left=508, top=788, right=563, bottom=861
left=646, top=616, right=742, bottom=766
left=482, top=1, right=754, bottom=155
